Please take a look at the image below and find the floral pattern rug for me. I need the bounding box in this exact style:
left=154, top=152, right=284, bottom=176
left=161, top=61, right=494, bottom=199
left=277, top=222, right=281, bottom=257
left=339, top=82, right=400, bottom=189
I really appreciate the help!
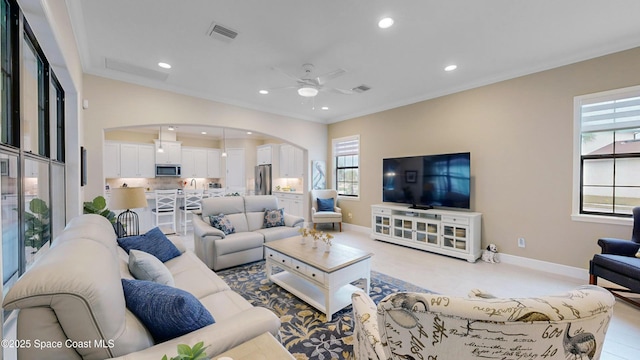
left=217, top=260, right=430, bottom=360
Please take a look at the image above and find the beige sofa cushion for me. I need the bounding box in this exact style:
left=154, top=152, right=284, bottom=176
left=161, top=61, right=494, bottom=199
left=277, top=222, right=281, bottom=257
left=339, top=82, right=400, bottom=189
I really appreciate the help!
left=3, top=238, right=153, bottom=359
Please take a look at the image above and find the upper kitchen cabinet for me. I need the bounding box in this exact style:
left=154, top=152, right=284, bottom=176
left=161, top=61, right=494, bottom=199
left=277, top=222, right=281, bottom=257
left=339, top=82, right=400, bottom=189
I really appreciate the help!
left=207, top=149, right=221, bottom=178
left=154, top=140, right=181, bottom=164
left=279, top=144, right=304, bottom=178
left=181, top=147, right=209, bottom=178
left=104, top=141, right=121, bottom=178
left=257, top=144, right=278, bottom=165
left=120, top=143, right=155, bottom=178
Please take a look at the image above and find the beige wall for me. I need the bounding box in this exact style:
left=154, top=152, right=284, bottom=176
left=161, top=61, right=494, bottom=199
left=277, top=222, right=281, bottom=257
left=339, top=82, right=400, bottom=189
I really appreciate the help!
left=328, top=47, right=640, bottom=269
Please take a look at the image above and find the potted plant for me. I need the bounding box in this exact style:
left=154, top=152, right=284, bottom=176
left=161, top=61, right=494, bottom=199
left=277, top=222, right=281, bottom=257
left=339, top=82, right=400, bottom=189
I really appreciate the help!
left=24, top=197, right=50, bottom=252
left=162, top=342, right=208, bottom=360
left=83, top=195, right=116, bottom=224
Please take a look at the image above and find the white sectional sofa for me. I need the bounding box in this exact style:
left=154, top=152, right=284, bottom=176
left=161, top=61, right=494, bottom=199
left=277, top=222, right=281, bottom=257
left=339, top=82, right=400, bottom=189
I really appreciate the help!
left=2, top=214, right=280, bottom=360
left=193, top=195, right=304, bottom=271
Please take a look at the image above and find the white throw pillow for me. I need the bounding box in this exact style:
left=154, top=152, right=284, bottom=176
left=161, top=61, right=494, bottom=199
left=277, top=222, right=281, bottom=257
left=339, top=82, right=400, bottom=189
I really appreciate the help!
left=128, top=250, right=175, bottom=286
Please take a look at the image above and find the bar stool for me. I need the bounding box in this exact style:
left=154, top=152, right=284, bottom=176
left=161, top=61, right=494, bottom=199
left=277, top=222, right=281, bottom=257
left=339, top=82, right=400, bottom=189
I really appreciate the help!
left=151, top=189, right=178, bottom=233
left=180, top=189, right=203, bottom=235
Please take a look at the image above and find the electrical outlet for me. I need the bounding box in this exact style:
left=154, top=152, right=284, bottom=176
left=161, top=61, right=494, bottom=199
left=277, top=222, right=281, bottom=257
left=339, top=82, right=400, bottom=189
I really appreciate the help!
left=348, top=212, right=353, bottom=219
left=518, top=237, right=526, bottom=248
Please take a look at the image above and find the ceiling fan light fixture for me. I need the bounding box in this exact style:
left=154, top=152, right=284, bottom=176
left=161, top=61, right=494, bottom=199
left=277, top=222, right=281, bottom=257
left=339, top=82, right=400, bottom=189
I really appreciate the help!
left=298, top=86, right=318, bottom=97
left=378, top=17, right=394, bottom=29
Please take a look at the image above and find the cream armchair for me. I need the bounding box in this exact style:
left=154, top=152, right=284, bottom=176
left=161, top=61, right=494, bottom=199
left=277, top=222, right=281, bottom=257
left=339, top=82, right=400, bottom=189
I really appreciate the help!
left=310, top=189, right=342, bottom=231
left=351, top=285, right=615, bottom=360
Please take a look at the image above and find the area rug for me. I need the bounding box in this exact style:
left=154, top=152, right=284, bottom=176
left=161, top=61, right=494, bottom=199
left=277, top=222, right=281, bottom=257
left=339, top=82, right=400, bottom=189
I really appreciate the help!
left=217, top=260, right=430, bottom=360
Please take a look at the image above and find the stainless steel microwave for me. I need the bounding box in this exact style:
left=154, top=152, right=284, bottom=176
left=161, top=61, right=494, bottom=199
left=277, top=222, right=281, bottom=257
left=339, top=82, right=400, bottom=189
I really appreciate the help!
left=155, top=164, right=181, bottom=177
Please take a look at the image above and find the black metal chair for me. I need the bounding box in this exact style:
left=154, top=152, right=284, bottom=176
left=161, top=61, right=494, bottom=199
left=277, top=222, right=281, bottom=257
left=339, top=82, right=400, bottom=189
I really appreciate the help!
left=589, top=206, right=640, bottom=307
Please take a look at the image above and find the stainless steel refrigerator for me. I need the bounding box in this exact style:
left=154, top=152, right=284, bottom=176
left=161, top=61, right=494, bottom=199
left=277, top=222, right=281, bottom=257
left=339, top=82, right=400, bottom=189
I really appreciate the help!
left=255, top=164, right=272, bottom=195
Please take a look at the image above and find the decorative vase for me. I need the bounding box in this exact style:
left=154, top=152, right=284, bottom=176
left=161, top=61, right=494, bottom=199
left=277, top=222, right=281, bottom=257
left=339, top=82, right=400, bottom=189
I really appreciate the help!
left=312, top=239, right=318, bottom=249
left=300, top=236, right=307, bottom=245
left=324, top=242, right=331, bottom=253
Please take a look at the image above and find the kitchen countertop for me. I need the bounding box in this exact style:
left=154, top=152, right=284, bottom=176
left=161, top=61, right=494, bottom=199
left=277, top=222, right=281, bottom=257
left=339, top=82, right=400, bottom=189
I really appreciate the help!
left=272, top=190, right=303, bottom=195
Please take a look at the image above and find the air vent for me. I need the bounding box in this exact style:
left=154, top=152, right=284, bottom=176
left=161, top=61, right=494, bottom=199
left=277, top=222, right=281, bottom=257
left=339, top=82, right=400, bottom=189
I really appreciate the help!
left=104, top=58, right=169, bottom=81
left=351, top=85, right=371, bottom=93
left=207, top=22, right=238, bottom=42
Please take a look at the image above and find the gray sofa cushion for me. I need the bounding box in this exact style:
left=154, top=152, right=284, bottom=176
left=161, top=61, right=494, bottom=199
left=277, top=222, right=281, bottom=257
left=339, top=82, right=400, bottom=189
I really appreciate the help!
left=215, top=232, right=265, bottom=256
left=255, top=226, right=301, bottom=242
left=201, top=196, right=245, bottom=218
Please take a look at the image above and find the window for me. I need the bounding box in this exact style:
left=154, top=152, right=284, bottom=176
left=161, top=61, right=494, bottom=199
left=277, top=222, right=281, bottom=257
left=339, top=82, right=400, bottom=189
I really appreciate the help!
left=0, top=0, right=16, bottom=146
left=574, top=85, right=640, bottom=218
left=0, top=0, right=66, bottom=296
left=50, top=74, right=64, bottom=161
left=333, top=135, right=359, bottom=197
left=21, top=28, right=47, bottom=157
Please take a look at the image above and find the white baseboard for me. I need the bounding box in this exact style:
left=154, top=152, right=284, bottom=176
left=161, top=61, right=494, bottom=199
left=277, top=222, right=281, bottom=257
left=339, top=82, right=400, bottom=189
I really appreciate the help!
left=342, top=225, right=589, bottom=281
left=498, top=252, right=589, bottom=281
left=343, top=223, right=370, bottom=234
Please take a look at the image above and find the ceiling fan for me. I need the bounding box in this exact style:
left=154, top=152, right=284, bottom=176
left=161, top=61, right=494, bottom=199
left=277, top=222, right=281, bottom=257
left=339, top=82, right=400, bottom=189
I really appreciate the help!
left=271, top=63, right=356, bottom=97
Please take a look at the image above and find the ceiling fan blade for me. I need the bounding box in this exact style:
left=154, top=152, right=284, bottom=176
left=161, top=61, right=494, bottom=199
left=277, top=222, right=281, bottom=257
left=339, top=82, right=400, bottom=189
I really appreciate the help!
left=271, top=66, right=302, bottom=82
left=322, top=87, right=356, bottom=95
left=267, top=85, right=298, bottom=91
left=315, top=68, right=346, bottom=85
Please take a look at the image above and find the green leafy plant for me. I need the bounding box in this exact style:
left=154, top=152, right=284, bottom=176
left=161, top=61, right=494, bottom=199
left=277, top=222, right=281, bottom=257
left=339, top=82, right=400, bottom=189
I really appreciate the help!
left=24, top=198, right=50, bottom=250
left=161, top=342, right=208, bottom=360
left=83, top=195, right=116, bottom=224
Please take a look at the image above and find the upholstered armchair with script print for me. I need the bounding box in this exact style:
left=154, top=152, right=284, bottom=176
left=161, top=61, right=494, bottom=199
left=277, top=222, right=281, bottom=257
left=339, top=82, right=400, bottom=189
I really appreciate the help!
left=351, top=285, right=614, bottom=360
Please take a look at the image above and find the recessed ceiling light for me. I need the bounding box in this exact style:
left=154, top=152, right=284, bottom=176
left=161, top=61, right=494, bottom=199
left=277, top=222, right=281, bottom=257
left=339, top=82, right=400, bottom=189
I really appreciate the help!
left=158, top=62, right=172, bottom=69
left=321, top=106, right=329, bottom=110
left=444, top=64, right=458, bottom=72
left=259, top=90, right=269, bottom=95
left=247, top=131, right=252, bottom=135
left=201, top=131, right=207, bottom=135
left=378, top=17, right=394, bottom=29
left=167, top=126, right=175, bottom=131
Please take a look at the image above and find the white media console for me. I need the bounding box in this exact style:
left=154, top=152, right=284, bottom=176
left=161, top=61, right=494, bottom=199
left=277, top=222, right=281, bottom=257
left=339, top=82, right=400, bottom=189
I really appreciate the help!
left=371, top=204, right=482, bottom=262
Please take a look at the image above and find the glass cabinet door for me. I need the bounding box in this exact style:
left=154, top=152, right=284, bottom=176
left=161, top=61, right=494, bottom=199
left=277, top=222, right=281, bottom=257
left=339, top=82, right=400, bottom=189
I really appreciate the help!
left=374, top=214, right=391, bottom=235
left=442, top=224, right=468, bottom=251
left=416, top=220, right=439, bottom=245
left=393, top=217, right=414, bottom=240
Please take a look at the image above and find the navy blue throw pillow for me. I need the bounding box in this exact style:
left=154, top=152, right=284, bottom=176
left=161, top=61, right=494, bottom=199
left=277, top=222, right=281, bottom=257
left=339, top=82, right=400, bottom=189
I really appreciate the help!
left=317, top=198, right=335, bottom=212
left=117, top=227, right=181, bottom=262
left=121, top=279, right=215, bottom=343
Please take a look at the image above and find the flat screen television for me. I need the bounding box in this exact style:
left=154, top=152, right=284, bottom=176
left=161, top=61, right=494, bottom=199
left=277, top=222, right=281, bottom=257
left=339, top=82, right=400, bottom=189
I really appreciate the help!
left=383, top=152, right=470, bottom=210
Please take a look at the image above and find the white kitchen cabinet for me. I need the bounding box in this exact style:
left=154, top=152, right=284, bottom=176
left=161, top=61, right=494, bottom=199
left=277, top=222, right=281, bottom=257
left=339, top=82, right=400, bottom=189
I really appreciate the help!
left=104, top=142, right=121, bottom=178
left=257, top=144, right=278, bottom=165
left=154, top=140, right=181, bottom=164
left=279, top=144, right=304, bottom=178
left=206, top=149, right=221, bottom=178
left=181, top=147, right=208, bottom=178
left=120, top=143, right=155, bottom=178
left=274, top=192, right=304, bottom=218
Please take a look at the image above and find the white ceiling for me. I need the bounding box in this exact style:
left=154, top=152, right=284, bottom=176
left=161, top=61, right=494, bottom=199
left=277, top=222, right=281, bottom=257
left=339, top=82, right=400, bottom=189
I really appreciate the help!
left=67, top=0, right=640, bottom=124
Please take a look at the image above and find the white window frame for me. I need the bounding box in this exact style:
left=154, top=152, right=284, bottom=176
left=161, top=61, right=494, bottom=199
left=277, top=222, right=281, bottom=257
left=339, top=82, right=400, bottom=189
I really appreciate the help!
left=572, top=84, right=640, bottom=225
left=332, top=135, right=360, bottom=200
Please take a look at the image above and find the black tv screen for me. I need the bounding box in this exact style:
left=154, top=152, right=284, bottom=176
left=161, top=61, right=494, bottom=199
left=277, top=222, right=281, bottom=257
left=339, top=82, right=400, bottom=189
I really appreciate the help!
left=383, top=152, right=470, bottom=209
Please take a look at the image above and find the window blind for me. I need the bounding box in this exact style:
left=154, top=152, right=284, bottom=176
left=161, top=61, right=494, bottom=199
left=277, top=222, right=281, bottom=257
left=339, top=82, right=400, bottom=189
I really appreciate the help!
left=581, top=93, right=640, bottom=132
left=333, top=135, right=359, bottom=156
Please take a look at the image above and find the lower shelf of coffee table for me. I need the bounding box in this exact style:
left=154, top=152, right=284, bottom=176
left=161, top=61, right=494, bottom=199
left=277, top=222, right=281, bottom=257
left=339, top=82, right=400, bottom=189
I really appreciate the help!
left=271, top=271, right=359, bottom=318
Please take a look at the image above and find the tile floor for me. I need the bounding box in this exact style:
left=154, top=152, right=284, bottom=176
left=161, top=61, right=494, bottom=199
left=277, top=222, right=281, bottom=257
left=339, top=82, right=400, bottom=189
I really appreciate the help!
left=181, top=227, right=640, bottom=360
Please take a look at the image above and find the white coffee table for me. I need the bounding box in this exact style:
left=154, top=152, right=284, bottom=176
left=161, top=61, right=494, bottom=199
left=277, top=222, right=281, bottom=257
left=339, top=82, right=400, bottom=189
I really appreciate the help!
left=264, top=236, right=373, bottom=321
